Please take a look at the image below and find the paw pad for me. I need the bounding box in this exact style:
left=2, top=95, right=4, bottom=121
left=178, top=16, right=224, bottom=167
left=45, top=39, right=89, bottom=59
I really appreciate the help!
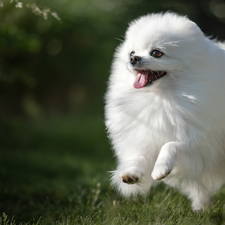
left=122, top=175, right=138, bottom=184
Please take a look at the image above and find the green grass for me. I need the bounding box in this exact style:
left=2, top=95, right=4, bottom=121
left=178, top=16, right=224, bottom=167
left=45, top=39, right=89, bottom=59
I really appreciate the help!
left=0, top=112, right=225, bottom=225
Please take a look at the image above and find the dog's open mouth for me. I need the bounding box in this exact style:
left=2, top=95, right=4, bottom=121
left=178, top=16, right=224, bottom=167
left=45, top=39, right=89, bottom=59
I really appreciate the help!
left=133, top=70, right=167, bottom=89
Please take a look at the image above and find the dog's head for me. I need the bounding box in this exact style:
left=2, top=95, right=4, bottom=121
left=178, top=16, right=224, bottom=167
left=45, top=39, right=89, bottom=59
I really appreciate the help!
left=121, top=12, right=205, bottom=89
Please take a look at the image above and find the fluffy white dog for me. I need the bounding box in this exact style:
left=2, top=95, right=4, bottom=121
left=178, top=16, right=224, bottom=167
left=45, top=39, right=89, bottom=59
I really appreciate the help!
left=105, top=12, right=225, bottom=210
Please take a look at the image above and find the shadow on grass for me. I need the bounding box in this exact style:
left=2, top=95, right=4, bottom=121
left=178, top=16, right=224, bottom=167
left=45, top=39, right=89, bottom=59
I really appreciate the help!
left=0, top=112, right=115, bottom=222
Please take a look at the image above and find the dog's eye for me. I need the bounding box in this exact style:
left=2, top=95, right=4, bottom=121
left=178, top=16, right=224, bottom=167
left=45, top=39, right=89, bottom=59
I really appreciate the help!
left=130, top=51, right=135, bottom=56
left=151, top=49, right=163, bottom=58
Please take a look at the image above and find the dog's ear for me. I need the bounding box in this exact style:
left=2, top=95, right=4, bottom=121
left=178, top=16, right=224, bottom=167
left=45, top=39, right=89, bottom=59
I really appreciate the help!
left=184, top=21, right=204, bottom=38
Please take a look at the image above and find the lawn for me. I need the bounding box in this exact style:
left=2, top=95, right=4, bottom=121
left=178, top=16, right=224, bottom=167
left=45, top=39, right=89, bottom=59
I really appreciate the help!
left=0, top=111, right=225, bottom=225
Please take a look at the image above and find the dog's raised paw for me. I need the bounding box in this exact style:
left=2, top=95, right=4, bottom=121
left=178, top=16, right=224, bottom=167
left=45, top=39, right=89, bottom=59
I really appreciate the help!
left=122, top=175, right=138, bottom=184
left=152, top=171, right=171, bottom=180
left=151, top=166, right=172, bottom=181
left=151, top=156, right=173, bottom=181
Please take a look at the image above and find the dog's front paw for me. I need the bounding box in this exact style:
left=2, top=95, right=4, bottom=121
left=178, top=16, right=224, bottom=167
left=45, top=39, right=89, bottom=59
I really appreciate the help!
left=151, top=163, right=172, bottom=180
left=122, top=175, right=139, bottom=184
left=119, top=167, right=142, bottom=185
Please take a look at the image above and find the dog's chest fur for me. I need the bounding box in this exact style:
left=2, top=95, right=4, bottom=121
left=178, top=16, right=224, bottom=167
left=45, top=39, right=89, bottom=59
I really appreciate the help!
left=106, top=89, right=180, bottom=155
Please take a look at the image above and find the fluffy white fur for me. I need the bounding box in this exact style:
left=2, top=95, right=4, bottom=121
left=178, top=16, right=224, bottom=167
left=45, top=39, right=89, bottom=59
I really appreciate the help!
left=105, top=12, right=225, bottom=210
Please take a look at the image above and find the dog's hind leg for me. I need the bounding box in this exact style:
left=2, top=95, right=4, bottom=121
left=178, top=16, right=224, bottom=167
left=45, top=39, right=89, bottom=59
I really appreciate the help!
left=185, top=181, right=211, bottom=210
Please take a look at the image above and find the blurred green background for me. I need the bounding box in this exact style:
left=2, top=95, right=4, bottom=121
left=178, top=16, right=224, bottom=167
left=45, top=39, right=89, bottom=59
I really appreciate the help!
left=1, top=0, right=225, bottom=223
left=2, top=0, right=225, bottom=118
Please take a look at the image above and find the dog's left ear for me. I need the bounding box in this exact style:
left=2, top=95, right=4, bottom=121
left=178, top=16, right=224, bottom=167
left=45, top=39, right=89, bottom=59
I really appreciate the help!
left=187, top=21, right=204, bottom=38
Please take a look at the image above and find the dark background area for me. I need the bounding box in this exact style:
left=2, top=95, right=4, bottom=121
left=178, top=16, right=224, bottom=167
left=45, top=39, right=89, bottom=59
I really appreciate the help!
left=1, top=0, right=225, bottom=223
left=1, top=0, right=225, bottom=119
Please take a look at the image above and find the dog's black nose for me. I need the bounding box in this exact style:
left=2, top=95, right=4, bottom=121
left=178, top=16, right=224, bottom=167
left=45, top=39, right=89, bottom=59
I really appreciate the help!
left=130, top=55, right=142, bottom=65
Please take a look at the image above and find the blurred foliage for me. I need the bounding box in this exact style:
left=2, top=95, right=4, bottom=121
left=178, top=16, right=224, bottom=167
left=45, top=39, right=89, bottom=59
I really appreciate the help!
left=0, top=0, right=225, bottom=118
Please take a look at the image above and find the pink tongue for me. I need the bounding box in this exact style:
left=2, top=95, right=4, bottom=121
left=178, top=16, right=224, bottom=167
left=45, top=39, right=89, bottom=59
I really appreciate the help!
left=133, top=71, right=148, bottom=89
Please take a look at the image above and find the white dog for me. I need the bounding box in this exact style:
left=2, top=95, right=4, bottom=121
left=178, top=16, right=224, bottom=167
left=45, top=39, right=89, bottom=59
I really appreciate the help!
left=105, top=12, right=225, bottom=210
